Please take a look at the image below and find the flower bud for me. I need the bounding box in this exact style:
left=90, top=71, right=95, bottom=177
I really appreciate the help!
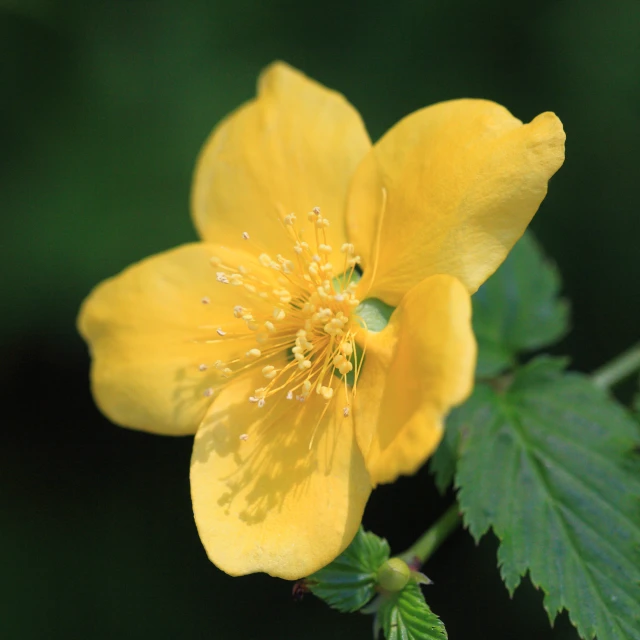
left=376, top=557, right=411, bottom=592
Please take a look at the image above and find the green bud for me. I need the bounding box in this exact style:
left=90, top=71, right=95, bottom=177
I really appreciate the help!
left=376, top=557, right=411, bottom=592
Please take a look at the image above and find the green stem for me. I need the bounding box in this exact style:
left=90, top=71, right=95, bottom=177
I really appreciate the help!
left=592, top=342, right=640, bottom=390
left=398, top=504, right=461, bottom=566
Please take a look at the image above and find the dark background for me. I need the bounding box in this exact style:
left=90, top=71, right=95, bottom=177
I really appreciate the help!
left=2, top=1, right=639, bottom=638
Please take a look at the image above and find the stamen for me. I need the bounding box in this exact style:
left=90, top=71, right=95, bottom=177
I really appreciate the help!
left=207, top=205, right=364, bottom=417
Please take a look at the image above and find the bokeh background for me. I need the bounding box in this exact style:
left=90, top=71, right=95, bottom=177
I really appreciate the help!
left=2, top=1, right=639, bottom=638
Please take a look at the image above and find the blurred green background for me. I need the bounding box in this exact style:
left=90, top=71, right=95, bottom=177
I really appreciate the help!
left=2, top=0, right=639, bottom=638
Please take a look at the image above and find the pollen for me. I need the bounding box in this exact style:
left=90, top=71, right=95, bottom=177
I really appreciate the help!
left=198, top=205, right=364, bottom=425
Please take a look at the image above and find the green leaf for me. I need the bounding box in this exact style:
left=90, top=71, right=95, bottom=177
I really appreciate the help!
left=473, top=232, right=570, bottom=377
left=455, top=357, right=640, bottom=640
left=377, top=582, right=447, bottom=640
left=307, top=527, right=390, bottom=612
left=430, top=383, right=497, bottom=493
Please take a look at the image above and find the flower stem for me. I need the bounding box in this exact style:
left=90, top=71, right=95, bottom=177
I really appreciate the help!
left=399, top=504, right=461, bottom=566
left=592, top=342, right=640, bottom=390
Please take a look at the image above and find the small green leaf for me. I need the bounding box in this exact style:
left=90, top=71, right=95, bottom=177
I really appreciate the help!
left=308, top=528, right=390, bottom=612
left=455, top=357, right=640, bottom=640
left=473, top=232, right=570, bottom=376
left=377, top=582, right=447, bottom=640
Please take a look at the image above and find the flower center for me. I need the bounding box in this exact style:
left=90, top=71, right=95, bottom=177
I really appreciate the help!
left=199, top=207, right=364, bottom=421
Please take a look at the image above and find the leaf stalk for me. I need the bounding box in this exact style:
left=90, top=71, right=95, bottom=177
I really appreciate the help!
left=398, top=504, right=461, bottom=566
left=592, top=342, right=640, bottom=390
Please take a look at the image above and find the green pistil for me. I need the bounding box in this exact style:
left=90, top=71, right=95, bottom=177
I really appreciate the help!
left=354, top=297, right=394, bottom=333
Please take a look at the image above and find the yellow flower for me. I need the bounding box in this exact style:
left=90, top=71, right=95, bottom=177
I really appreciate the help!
left=78, top=62, right=565, bottom=580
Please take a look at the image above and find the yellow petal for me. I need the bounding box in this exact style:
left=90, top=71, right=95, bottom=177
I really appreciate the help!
left=191, top=370, right=371, bottom=579
left=191, top=61, right=371, bottom=255
left=347, top=100, right=565, bottom=305
left=77, top=243, right=272, bottom=435
left=355, top=275, right=476, bottom=485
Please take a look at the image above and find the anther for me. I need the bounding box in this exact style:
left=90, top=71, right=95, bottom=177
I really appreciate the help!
left=286, top=390, right=293, bottom=400
left=264, top=321, right=276, bottom=333
left=203, top=388, right=214, bottom=397
left=216, top=328, right=226, bottom=336
left=343, top=406, right=350, bottom=417
left=273, top=308, right=286, bottom=321
left=201, top=296, right=210, bottom=304
left=262, top=365, right=277, bottom=380
left=198, top=364, right=208, bottom=372
left=257, top=398, right=266, bottom=408
left=321, top=386, right=334, bottom=400
left=259, top=253, right=272, bottom=267
left=339, top=361, right=353, bottom=375
left=216, top=272, right=229, bottom=284
left=341, top=342, right=353, bottom=357
left=246, top=348, right=262, bottom=359
left=242, top=231, right=250, bottom=240
left=233, top=305, right=245, bottom=318
left=239, top=433, right=249, bottom=441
